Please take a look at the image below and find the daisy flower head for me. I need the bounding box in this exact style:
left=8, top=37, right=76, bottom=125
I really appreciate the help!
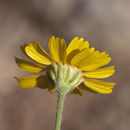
left=15, top=36, right=116, bottom=96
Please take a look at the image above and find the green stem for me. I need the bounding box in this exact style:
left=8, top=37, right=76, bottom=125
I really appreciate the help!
left=55, top=93, right=66, bottom=130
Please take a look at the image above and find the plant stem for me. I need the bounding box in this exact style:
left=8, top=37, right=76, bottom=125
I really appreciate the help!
left=55, top=93, right=66, bottom=130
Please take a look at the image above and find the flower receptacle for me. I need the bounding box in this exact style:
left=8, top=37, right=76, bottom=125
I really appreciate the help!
left=48, top=63, right=83, bottom=95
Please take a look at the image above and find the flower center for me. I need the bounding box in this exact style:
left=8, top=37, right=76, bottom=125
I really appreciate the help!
left=47, top=63, right=83, bottom=95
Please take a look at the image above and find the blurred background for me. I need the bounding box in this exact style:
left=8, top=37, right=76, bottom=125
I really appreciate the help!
left=0, top=0, right=130, bottom=130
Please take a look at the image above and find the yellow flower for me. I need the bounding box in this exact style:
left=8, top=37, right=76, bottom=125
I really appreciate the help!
left=15, top=36, right=116, bottom=95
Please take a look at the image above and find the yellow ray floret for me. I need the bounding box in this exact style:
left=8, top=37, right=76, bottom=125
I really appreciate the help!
left=66, top=37, right=89, bottom=55
left=48, top=36, right=66, bottom=63
left=15, top=75, right=40, bottom=88
left=83, top=65, right=115, bottom=78
left=71, top=48, right=111, bottom=71
left=15, top=57, right=45, bottom=73
left=15, top=75, right=55, bottom=92
left=25, top=41, right=52, bottom=65
left=83, top=78, right=116, bottom=94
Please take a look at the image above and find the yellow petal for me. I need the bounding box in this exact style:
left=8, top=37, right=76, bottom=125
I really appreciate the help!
left=48, top=36, right=66, bottom=63
left=71, top=48, right=92, bottom=66
left=71, top=48, right=111, bottom=71
left=66, top=37, right=89, bottom=55
left=49, top=88, right=56, bottom=93
left=15, top=75, right=40, bottom=88
left=83, top=65, right=115, bottom=78
left=35, top=75, right=54, bottom=92
left=21, top=43, right=26, bottom=52
left=15, top=75, right=54, bottom=91
left=80, top=52, right=111, bottom=71
left=78, top=83, right=97, bottom=93
left=66, top=49, right=80, bottom=64
left=90, top=47, right=95, bottom=52
left=83, top=78, right=116, bottom=94
left=15, top=57, right=45, bottom=73
left=20, top=43, right=29, bottom=58
left=25, top=41, right=52, bottom=65
left=68, top=87, right=82, bottom=96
